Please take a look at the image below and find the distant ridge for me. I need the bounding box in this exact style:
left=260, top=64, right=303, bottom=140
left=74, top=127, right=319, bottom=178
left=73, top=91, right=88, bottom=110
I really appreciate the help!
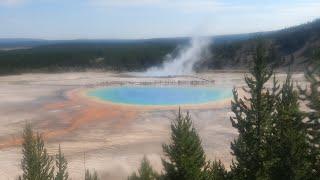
left=0, top=31, right=266, bottom=49
left=0, top=18, right=319, bottom=74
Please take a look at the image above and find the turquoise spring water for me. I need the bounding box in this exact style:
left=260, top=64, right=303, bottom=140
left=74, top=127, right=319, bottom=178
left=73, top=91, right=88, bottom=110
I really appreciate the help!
left=88, top=86, right=232, bottom=106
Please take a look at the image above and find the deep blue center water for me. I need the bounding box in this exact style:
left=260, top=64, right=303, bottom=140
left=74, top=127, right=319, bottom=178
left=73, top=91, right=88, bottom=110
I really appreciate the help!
left=88, top=87, right=232, bottom=106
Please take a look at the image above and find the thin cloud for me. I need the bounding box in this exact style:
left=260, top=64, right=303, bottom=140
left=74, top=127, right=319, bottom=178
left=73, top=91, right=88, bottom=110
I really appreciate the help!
left=277, top=2, right=320, bottom=16
left=89, top=0, right=261, bottom=14
left=90, top=0, right=164, bottom=7
left=89, top=0, right=225, bottom=12
left=0, top=0, right=25, bottom=6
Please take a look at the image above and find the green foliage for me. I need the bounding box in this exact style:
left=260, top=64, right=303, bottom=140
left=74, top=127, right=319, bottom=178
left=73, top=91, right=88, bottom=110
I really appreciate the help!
left=20, top=123, right=54, bottom=180
left=230, top=42, right=277, bottom=179
left=230, top=42, right=318, bottom=180
left=299, top=49, right=320, bottom=177
left=85, top=169, right=99, bottom=180
left=162, top=109, right=206, bottom=180
left=262, top=74, right=313, bottom=179
left=128, top=156, right=159, bottom=180
left=204, top=160, right=228, bottom=180
left=55, top=144, right=69, bottom=180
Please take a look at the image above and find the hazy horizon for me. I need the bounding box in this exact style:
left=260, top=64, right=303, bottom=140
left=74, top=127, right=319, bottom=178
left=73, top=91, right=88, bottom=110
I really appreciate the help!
left=0, top=18, right=318, bottom=41
left=1, top=0, right=320, bottom=40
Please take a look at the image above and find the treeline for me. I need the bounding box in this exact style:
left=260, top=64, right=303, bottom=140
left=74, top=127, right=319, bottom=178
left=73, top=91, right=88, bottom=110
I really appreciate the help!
left=15, top=43, right=320, bottom=179
left=0, top=42, right=177, bottom=74
left=1, top=19, right=320, bottom=74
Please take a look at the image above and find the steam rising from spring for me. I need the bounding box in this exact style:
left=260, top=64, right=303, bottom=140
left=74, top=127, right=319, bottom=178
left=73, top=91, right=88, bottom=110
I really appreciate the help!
left=144, top=37, right=211, bottom=76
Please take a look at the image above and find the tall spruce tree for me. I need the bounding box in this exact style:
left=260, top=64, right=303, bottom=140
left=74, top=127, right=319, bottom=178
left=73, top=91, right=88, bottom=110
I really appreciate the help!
left=55, top=144, right=69, bottom=180
left=230, top=42, right=277, bottom=179
left=299, top=49, right=320, bottom=177
left=128, top=156, right=159, bottom=180
left=263, top=74, right=312, bottom=179
left=20, top=123, right=54, bottom=180
left=162, top=109, right=206, bottom=180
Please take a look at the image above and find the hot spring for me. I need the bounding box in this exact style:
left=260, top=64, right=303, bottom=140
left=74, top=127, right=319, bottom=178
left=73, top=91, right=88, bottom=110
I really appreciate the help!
left=88, top=87, right=232, bottom=106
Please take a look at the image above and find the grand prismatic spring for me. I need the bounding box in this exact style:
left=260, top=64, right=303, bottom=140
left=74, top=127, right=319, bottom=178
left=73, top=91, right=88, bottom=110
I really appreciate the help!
left=88, top=86, right=232, bottom=106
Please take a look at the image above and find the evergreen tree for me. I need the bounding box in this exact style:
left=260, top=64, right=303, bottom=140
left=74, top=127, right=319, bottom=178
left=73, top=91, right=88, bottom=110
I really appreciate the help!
left=85, top=169, right=99, bottom=180
left=299, top=49, right=320, bottom=177
left=55, top=144, right=69, bottom=180
left=263, top=74, right=312, bottom=179
left=128, top=156, right=159, bottom=180
left=204, top=160, right=228, bottom=180
left=230, top=42, right=277, bottom=179
left=20, top=123, right=36, bottom=180
left=162, top=109, right=206, bottom=180
left=20, top=123, right=54, bottom=180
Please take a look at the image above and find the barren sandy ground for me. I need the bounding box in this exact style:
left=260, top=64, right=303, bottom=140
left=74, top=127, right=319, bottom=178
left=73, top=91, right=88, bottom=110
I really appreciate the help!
left=0, top=71, right=306, bottom=180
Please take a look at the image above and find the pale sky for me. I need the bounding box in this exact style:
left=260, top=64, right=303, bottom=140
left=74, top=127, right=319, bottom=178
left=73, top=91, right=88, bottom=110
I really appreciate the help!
left=0, top=0, right=319, bottom=39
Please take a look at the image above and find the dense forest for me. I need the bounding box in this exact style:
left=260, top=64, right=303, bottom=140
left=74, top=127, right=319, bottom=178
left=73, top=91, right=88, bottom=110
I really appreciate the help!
left=0, top=19, right=319, bottom=74
left=16, top=43, right=320, bottom=179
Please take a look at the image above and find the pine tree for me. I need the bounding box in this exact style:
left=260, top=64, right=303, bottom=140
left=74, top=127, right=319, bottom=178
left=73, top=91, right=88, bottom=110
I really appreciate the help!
left=20, top=123, right=54, bottom=180
left=128, top=156, right=159, bottom=180
left=299, top=49, right=320, bottom=177
left=85, top=169, right=99, bottom=180
left=204, top=160, right=228, bottom=180
left=230, top=42, right=277, bottom=179
left=55, top=144, right=69, bottom=180
left=162, top=109, right=206, bottom=180
left=263, top=74, right=312, bottom=179
left=20, top=123, right=37, bottom=180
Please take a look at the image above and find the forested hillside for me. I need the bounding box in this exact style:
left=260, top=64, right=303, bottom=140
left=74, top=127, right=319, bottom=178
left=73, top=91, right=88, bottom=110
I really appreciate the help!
left=204, top=19, right=320, bottom=70
left=0, top=19, right=319, bottom=74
